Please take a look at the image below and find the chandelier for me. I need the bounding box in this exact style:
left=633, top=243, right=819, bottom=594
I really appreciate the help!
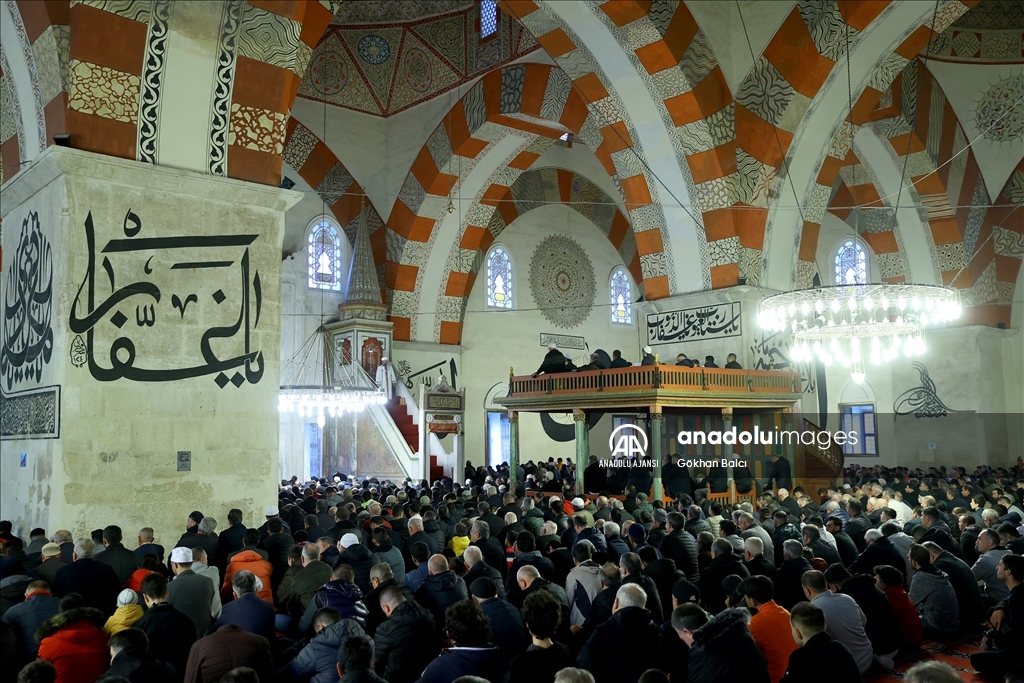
left=758, top=283, right=961, bottom=382
left=278, top=324, right=386, bottom=428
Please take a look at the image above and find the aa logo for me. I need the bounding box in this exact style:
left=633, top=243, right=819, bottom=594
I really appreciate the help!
left=609, top=424, right=648, bottom=460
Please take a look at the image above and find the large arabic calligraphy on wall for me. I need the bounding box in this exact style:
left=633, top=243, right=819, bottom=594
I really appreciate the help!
left=68, top=208, right=264, bottom=388
left=1, top=212, right=54, bottom=390
left=646, top=302, right=742, bottom=346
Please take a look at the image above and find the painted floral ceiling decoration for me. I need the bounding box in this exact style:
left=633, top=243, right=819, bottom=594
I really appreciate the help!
left=299, top=4, right=539, bottom=117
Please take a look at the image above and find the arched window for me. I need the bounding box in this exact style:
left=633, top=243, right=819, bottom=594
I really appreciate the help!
left=610, top=267, right=632, bottom=325
left=834, top=237, right=868, bottom=286
left=485, top=245, right=513, bottom=309
left=307, top=219, right=344, bottom=291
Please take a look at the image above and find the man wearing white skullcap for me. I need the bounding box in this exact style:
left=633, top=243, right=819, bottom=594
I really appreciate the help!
left=641, top=345, right=656, bottom=366
left=532, top=341, right=567, bottom=378
left=375, top=356, right=397, bottom=401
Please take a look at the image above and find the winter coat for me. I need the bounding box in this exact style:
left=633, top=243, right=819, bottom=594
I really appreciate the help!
left=261, top=531, right=295, bottom=590
left=167, top=569, right=216, bottom=638
left=183, top=624, right=273, bottom=683
left=919, top=522, right=965, bottom=561
left=836, top=575, right=901, bottom=653
left=573, top=527, right=608, bottom=554
left=447, top=535, right=470, bottom=557
left=644, top=558, right=684, bottom=621
left=285, top=560, right=334, bottom=614
left=222, top=550, right=274, bottom=604
left=364, top=578, right=415, bottom=636
left=521, top=509, right=546, bottom=538
left=94, top=543, right=139, bottom=585
left=844, top=514, right=874, bottom=553
left=373, top=599, right=439, bottom=683
left=288, top=618, right=366, bottom=683
left=687, top=607, right=770, bottom=683
left=806, top=538, right=842, bottom=567
left=2, top=591, right=60, bottom=665
left=217, top=524, right=247, bottom=565
left=659, top=528, right=700, bottom=582
left=780, top=631, right=863, bottom=683
left=849, top=536, right=906, bottom=577
left=744, top=554, right=778, bottom=583
left=337, top=543, right=377, bottom=594
left=102, top=644, right=176, bottom=683
left=104, top=604, right=144, bottom=634
left=699, top=552, right=750, bottom=614
left=424, top=519, right=446, bottom=551
left=35, top=606, right=110, bottom=683
left=210, top=591, right=275, bottom=641
left=933, top=551, right=985, bottom=630
left=479, top=597, right=527, bottom=662
left=416, top=644, right=508, bottom=683
left=372, top=542, right=406, bottom=584
left=578, top=606, right=663, bottom=683
left=464, top=562, right=506, bottom=600
left=52, top=559, right=122, bottom=617
left=300, top=579, right=369, bottom=633
left=505, top=552, right=555, bottom=603
left=565, top=561, right=603, bottom=627
left=832, top=530, right=859, bottom=566
left=909, top=564, right=959, bottom=634
left=773, top=524, right=802, bottom=565
left=132, top=601, right=197, bottom=679
left=415, top=570, right=468, bottom=630
left=509, top=643, right=573, bottom=683
left=776, top=557, right=812, bottom=611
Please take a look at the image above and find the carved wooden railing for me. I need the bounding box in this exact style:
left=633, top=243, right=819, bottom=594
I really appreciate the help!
left=508, top=365, right=801, bottom=397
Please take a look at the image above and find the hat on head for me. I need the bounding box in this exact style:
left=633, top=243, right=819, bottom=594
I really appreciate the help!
left=41, top=542, right=60, bottom=558
left=637, top=492, right=648, bottom=501
left=643, top=346, right=652, bottom=354
left=117, top=589, right=138, bottom=607
left=470, top=577, right=498, bottom=599
left=340, top=533, right=360, bottom=549
left=571, top=497, right=585, bottom=510
left=843, top=483, right=852, bottom=489
left=170, top=547, right=193, bottom=564
left=264, top=506, right=279, bottom=516
left=627, top=523, right=647, bottom=541
left=653, top=508, right=668, bottom=523
left=547, top=342, right=557, bottom=350
left=463, top=490, right=474, bottom=499
left=381, top=356, right=388, bottom=362
left=672, top=580, right=701, bottom=604
left=498, top=485, right=507, bottom=493
left=189, top=511, right=205, bottom=524
left=549, top=496, right=561, bottom=505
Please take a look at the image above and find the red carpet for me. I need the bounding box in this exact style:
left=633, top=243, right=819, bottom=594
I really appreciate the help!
left=864, top=635, right=996, bottom=682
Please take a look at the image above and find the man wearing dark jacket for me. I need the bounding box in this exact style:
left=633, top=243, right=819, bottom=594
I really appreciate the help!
left=135, top=574, right=198, bottom=680
left=620, top=552, right=664, bottom=624
left=464, top=546, right=506, bottom=599
left=505, top=532, right=555, bottom=602
left=51, top=538, right=121, bottom=617
left=772, top=512, right=803, bottom=566
left=660, top=512, right=700, bottom=582
left=95, top=526, right=139, bottom=585
left=578, top=583, right=663, bottom=683
left=826, top=517, right=860, bottom=567
left=533, top=343, right=567, bottom=376
left=415, top=554, right=469, bottom=630
left=183, top=623, right=273, bottom=683
left=802, top=526, right=842, bottom=568
left=287, top=608, right=367, bottom=683
left=417, top=599, right=507, bottom=683
left=698, top=540, right=750, bottom=615
left=175, top=517, right=221, bottom=571
left=686, top=606, right=770, bottom=683
left=1, top=580, right=59, bottom=666
left=402, top=517, right=439, bottom=571
left=336, top=534, right=376, bottom=594
left=300, top=564, right=369, bottom=633
left=470, top=520, right=507, bottom=579
left=210, top=570, right=275, bottom=641
left=363, top=563, right=413, bottom=636
left=166, top=547, right=216, bottom=638
left=471, top=577, right=528, bottom=662
left=217, top=509, right=247, bottom=570
left=259, top=518, right=294, bottom=592
left=918, top=507, right=965, bottom=560
left=776, top=540, right=812, bottom=611
left=764, top=455, right=792, bottom=491
left=373, top=586, right=437, bottom=683
left=584, top=456, right=607, bottom=494
left=823, top=564, right=901, bottom=658
left=782, top=602, right=863, bottom=683
left=844, top=501, right=873, bottom=554
left=104, top=628, right=175, bottom=683
left=849, top=529, right=909, bottom=577
left=926, top=542, right=985, bottom=632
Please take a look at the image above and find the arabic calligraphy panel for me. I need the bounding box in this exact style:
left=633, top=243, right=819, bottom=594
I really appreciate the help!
left=645, top=302, right=742, bottom=346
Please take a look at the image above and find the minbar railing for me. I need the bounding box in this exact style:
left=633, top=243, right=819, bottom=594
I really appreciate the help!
left=507, top=366, right=801, bottom=397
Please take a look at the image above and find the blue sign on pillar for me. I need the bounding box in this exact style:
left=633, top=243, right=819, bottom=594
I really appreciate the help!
left=20, top=453, right=27, bottom=467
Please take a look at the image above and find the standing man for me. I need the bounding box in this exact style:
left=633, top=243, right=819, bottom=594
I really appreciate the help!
left=533, top=343, right=567, bottom=377
left=376, top=357, right=397, bottom=400
left=764, top=454, right=793, bottom=491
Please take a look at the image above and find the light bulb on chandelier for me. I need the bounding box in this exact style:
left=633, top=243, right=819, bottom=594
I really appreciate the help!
left=758, top=283, right=958, bottom=382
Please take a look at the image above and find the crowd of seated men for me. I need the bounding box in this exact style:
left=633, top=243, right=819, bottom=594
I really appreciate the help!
left=1, top=461, right=1022, bottom=683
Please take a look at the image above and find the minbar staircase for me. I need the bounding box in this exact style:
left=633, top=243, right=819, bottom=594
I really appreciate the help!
left=386, top=398, right=418, bottom=452
left=795, top=418, right=845, bottom=488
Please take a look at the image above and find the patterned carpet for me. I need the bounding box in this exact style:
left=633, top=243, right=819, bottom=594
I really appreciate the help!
left=864, top=635, right=995, bottom=682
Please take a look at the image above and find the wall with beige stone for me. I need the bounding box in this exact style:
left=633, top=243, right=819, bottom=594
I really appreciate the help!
left=1, top=147, right=299, bottom=544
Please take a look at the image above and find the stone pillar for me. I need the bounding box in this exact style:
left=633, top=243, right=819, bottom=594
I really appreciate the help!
left=651, top=409, right=663, bottom=500
left=574, top=409, right=589, bottom=495
left=0, top=147, right=300, bottom=543
left=508, top=411, right=519, bottom=489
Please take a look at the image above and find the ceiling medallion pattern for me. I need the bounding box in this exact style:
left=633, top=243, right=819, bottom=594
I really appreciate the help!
left=357, top=34, right=391, bottom=65
left=309, top=51, right=348, bottom=95
left=529, top=235, right=595, bottom=329
left=404, top=48, right=432, bottom=93
left=976, top=74, right=1024, bottom=142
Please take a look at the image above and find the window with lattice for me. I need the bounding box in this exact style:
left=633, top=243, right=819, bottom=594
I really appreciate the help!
left=610, top=267, right=632, bottom=325
left=481, top=0, right=497, bottom=38
left=834, top=238, right=867, bottom=286
left=486, top=245, right=513, bottom=309
left=308, top=220, right=343, bottom=291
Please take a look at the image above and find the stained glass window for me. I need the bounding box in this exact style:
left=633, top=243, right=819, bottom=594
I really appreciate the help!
left=308, top=220, right=343, bottom=291
left=486, top=245, right=512, bottom=309
left=481, top=0, right=497, bottom=37
left=610, top=267, right=632, bottom=325
left=834, top=238, right=867, bottom=286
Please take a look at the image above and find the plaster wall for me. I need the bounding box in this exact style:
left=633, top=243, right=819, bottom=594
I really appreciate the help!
left=0, top=148, right=298, bottom=545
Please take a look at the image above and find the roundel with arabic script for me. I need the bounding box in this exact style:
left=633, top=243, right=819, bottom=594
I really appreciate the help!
left=529, top=235, right=595, bottom=329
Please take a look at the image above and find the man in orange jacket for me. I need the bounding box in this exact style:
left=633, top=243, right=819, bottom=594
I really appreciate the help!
left=222, top=529, right=274, bottom=605
left=742, top=575, right=799, bottom=683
